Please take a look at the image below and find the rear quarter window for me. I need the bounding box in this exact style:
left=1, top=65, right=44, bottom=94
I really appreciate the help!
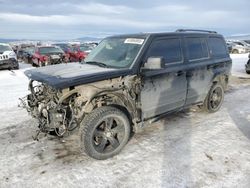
left=208, top=37, right=228, bottom=57
left=186, top=38, right=209, bottom=61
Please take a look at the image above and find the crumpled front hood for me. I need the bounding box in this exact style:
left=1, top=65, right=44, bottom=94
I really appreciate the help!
left=24, top=63, right=130, bottom=89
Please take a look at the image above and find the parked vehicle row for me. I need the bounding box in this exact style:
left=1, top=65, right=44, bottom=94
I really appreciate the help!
left=11, top=42, right=97, bottom=67
left=226, top=40, right=250, bottom=54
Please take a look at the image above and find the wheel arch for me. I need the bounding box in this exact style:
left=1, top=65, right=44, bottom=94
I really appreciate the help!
left=211, top=73, right=229, bottom=90
left=83, top=91, right=136, bottom=123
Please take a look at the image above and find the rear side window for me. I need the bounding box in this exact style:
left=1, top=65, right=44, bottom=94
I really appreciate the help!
left=208, top=37, right=228, bottom=57
left=186, top=38, right=209, bottom=61
left=146, top=38, right=182, bottom=64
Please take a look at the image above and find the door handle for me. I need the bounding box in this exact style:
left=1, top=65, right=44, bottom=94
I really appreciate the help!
left=175, top=71, right=184, bottom=76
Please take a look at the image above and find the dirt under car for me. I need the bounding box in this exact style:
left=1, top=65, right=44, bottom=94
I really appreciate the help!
left=21, top=30, right=232, bottom=159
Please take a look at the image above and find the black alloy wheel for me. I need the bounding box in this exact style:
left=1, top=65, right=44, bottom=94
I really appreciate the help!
left=92, top=117, right=125, bottom=154
left=79, top=106, right=131, bottom=160
left=203, top=83, right=224, bottom=113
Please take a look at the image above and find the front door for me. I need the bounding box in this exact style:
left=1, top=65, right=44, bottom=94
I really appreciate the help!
left=140, top=37, right=187, bottom=120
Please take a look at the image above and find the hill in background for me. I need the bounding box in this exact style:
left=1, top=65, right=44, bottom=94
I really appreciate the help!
left=0, top=36, right=102, bottom=44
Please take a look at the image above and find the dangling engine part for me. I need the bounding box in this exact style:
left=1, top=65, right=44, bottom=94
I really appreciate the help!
left=20, top=76, right=141, bottom=140
left=20, top=80, right=79, bottom=139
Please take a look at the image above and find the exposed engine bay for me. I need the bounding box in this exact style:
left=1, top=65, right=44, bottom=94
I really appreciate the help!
left=20, top=76, right=141, bottom=140
left=21, top=81, right=79, bottom=139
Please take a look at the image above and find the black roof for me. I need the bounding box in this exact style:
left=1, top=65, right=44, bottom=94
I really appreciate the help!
left=108, top=30, right=223, bottom=39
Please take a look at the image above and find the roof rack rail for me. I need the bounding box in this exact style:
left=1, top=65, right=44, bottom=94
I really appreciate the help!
left=176, top=29, right=217, bottom=34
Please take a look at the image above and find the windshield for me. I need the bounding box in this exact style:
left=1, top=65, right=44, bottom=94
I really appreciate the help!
left=80, top=45, right=93, bottom=52
left=54, top=44, right=70, bottom=51
left=39, top=47, right=64, bottom=55
left=84, top=37, right=145, bottom=68
left=70, top=46, right=80, bottom=52
left=241, top=41, right=250, bottom=46
left=24, top=47, right=35, bottom=54
left=0, top=45, right=12, bottom=52
left=244, top=40, right=250, bottom=45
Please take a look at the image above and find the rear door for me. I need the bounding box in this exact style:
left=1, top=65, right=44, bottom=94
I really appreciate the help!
left=140, top=37, right=187, bottom=119
left=184, top=37, right=213, bottom=105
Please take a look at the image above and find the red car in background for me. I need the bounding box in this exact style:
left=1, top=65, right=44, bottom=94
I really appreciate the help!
left=54, top=43, right=96, bottom=62
left=69, top=45, right=88, bottom=62
left=79, top=44, right=95, bottom=54
left=54, top=43, right=88, bottom=62
left=32, top=46, right=68, bottom=67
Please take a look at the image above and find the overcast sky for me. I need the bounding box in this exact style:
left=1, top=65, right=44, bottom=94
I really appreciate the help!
left=0, top=0, right=249, bottom=40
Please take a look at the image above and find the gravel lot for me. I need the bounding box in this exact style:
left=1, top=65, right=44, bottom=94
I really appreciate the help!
left=0, top=54, right=250, bottom=188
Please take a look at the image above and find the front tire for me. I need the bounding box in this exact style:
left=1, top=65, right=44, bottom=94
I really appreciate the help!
left=203, top=83, right=224, bottom=113
left=38, top=60, right=42, bottom=67
left=13, top=62, right=19, bottom=70
left=79, top=106, right=131, bottom=160
left=38, top=60, right=45, bottom=67
left=232, top=49, right=239, bottom=54
left=13, top=65, right=19, bottom=70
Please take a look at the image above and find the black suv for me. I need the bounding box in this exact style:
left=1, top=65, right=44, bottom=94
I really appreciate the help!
left=23, top=29, right=232, bottom=159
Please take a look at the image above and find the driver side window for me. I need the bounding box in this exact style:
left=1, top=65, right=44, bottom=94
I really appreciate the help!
left=145, top=38, right=183, bottom=65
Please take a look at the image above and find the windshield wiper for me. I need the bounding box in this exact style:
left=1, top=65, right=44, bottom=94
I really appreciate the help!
left=84, top=61, right=109, bottom=68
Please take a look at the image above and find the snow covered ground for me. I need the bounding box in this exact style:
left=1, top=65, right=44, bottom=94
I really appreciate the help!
left=230, top=53, right=250, bottom=78
left=0, top=54, right=250, bottom=188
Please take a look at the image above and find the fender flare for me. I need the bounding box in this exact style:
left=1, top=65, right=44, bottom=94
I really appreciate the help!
left=83, top=89, right=136, bottom=120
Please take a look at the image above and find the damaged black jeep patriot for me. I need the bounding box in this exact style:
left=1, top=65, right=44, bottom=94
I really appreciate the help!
left=23, top=29, right=232, bottom=159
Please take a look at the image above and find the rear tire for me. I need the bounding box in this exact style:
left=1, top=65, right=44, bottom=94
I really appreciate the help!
left=79, top=106, right=131, bottom=160
left=13, top=62, right=19, bottom=70
left=246, top=60, right=250, bottom=74
left=203, top=83, right=224, bottom=113
left=13, top=65, right=19, bottom=70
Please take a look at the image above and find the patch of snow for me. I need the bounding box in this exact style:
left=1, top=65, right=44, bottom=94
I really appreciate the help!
left=230, top=53, right=250, bottom=78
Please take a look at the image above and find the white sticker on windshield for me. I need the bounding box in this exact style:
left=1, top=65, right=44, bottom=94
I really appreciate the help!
left=124, top=38, right=144, bottom=45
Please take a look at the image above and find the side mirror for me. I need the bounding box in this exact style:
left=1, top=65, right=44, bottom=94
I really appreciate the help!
left=143, top=57, right=165, bottom=70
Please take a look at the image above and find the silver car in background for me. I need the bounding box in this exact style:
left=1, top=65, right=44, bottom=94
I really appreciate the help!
left=229, top=40, right=250, bottom=54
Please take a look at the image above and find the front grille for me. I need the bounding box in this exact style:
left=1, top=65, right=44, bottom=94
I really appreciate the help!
left=0, top=55, right=8, bottom=60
